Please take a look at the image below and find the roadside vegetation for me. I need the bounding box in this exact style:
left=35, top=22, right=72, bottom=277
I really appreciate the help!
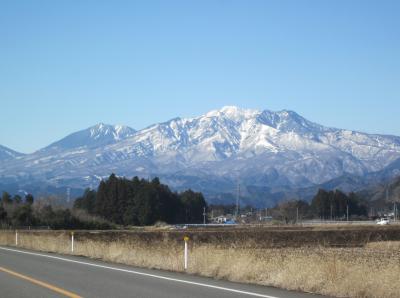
left=1, top=227, right=399, bottom=298
left=0, top=191, right=112, bottom=229
left=2, top=174, right=400, bottom=298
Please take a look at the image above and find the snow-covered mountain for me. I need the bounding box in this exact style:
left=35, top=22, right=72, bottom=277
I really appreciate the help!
left=0, top=145, right=24, bottom=161
left=43, top=123, right=136, bottom=151
left=1, top=106, right=400, bottom=205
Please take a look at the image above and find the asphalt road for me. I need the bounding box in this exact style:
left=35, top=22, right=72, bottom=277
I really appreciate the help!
left=0, top=246, right=326, bottom=298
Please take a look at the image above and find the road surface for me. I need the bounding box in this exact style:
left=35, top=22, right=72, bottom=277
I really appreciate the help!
left=0, top=246, right=326, bottom=298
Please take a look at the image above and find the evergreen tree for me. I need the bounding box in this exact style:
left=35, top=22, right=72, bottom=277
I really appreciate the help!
left=332, top=190, right=347, bottom=219
left=0, top=205, right=7, bottom=223
left=74, top=189, right=96, bottom=214
left=135, top=184, right=158, bottom=225
left=348, top=192, right=368, bottom=217
left=311, top=189, right=368, bottom=219
left=122, top=177, right=141, bottom=225
left=311, top=189, right=330, bottom=219
left=25, top=194, right=34, bottom=205
left=77, top=175, right=209, bottom=226
left=12, top=204, right=35, bottom=227
left=13, top=195, right=22, bottom=204
left=94, top=180, right=109, bottom=219
left=106, top=173, right=121, bottom=223
left=179, top=190, right=207, bottom=223
left=1, top=191, right=12, bottom=204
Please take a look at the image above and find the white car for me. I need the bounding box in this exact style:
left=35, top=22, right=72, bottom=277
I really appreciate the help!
left=376, top=218, right=390, bottom=225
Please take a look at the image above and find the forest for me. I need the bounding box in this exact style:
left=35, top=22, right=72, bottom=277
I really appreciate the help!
left=0, top=174, right=207, bottom=229
left=74, top=174, right=207, bottom=226
left=0, top=175, right=374, bottom=229
left=269, top=189, right=368, bottom=223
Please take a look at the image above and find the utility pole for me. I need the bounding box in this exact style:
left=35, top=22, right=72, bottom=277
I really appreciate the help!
left=296, top=207, right=299, bottom=224
left=203, top=207, right=206, bottom=225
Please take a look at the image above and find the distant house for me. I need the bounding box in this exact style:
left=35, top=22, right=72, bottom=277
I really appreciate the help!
left=215, top=216, right=227, bottom=223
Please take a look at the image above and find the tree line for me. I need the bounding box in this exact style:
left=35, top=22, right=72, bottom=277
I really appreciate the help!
left=271, top=189, right=368, bottom=223
left=0, top=191, right=112, bottom=229
left=74, top=174, right=207, bottom=226
left=1, top=177, right=370, bottom=229
left=0, top=192, right=35, bottom=227
left=0, top=175, right=207, bottom=229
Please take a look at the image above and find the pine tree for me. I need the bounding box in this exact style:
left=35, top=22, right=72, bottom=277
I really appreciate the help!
left=311, top=189, right=330, bottom=219
left=0, top=205, right=7, bottom=223
left=1, top=191, right=12, bottom=204
left=25, top=194, right=34, bottom=205
left=13, top=195, right=22, bottom=204
left=95, top=180, right=108, bottom=218
left=179, top=190, right=207, bottom=223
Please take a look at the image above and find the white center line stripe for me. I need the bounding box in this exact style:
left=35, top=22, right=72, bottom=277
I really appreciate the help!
left=0, top=246, right=279, bottom=298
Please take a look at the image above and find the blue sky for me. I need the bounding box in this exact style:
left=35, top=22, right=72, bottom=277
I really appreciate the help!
left=1, top=0, right=399, bottom=153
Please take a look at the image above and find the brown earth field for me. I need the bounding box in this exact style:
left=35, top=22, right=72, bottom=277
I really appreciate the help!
left=1, top=225, right=400, bottom=298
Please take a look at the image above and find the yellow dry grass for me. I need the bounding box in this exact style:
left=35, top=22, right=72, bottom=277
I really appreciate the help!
left=1, top=230, right=399, bottom=298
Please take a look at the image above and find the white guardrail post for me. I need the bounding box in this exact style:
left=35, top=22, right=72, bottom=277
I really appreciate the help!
left=15, top=230, right=18, bottom=246
left=183, top=236, right=189, bottom=270
left=71, top=231, right=74, bottom=253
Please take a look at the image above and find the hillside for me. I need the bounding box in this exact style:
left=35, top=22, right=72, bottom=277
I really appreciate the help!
left=358, top=175, right=400, bottom=209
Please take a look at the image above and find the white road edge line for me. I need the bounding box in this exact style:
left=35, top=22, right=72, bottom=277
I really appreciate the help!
left=0, top=246, right=279, bottom=298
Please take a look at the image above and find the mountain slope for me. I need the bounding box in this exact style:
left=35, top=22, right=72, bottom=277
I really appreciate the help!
left=1, top=106, right=400, bottom=205
left=356, top=175, right=400, bottom=209
left=0, top=145, right=24, bottom=161
left=43, top=123, right=136, bottom=151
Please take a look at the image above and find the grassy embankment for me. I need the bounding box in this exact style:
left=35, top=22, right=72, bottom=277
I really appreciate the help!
left=1, top=225, right=399, bottom=298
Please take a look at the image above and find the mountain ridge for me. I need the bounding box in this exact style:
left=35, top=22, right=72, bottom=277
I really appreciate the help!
left=0, top=145, right=24, bottom=161
left=1, top=106, right=400, bottom=206
left=42, top=123, right=136, bottom=151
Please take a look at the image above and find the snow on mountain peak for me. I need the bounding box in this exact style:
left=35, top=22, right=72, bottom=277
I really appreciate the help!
left=115, top=124, right=126, bottom=133
left=89, top=123, right=111, bottom=138
left=220, top=105, right=257, bottom=115
left=44, top=123, right=136, bottom=151
left=2, top=106, right=400, bottom=203
left=88, top=123, right=135, bottom=140
left=113, top=124, right=136, bottom=140
left=205, top=106, right=260, bottom=119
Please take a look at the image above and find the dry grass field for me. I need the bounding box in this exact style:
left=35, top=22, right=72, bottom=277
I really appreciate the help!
left=1, top=225, right=399, bottom=298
